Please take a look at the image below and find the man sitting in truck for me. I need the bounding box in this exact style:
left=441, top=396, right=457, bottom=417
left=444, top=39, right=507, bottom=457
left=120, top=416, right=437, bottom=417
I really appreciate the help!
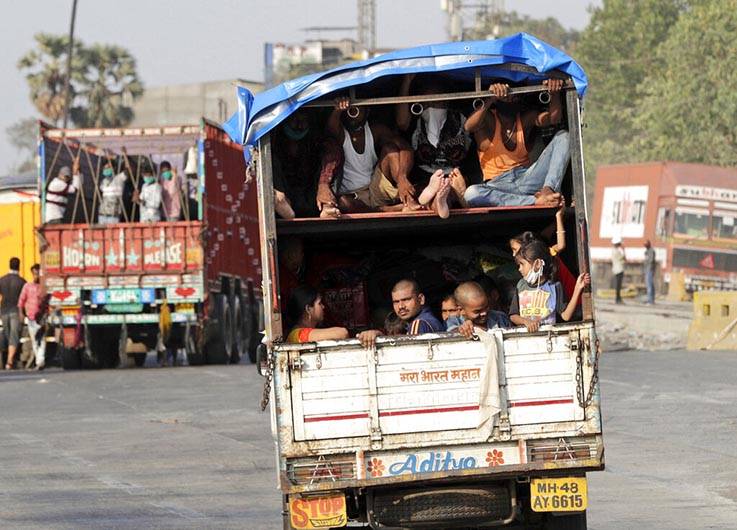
left=357, top=279, right=444, bottom=347
left=273, top=110, right=342, bottom=219
left=463, top=79, right=568, bottom=208
left=322, top=97, right=419, bottom=214
left=447, top=281, right=511, bottom=338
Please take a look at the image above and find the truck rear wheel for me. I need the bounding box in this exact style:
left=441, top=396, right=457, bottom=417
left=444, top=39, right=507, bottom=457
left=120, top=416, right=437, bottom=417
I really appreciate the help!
left=544, top=511, right=587, bottom=530
left=231, top=295, right=244, bottom=364
left=205, top=294, right=232, bottom=364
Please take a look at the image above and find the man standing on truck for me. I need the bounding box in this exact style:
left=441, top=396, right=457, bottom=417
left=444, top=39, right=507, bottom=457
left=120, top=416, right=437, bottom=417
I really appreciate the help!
left=44, top=164, right=80, bottom=224
left=463, top=79, right=568, bottom=208
left=159, top=161, right=183, bottom=221
left=643, top=239, right=656, bottom=305
left=133, top=165, right=162, bottom=222
left=98, top=160, right=129, bottom=224
left=357, top=279, right=444, bottom=347
left=0, top=258, right=26, bottom=370
left=324, top=98, right=418, bottom=213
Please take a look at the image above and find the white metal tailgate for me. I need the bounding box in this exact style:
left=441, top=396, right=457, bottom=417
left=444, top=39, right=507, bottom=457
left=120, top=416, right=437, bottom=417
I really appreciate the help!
left=504, top=332, right=583, bottom=425
left=376, top=339, right=490, bottom=435
left=291, top=348, right=371, bottom=441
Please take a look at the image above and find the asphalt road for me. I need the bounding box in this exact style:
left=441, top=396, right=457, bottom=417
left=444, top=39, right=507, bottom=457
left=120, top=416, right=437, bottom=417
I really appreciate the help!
left=0, top=350, right=735, bottom=529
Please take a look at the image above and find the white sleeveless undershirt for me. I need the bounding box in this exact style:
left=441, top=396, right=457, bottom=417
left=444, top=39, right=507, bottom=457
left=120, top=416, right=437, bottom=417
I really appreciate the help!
left=338, top=124, right=378, bottom=194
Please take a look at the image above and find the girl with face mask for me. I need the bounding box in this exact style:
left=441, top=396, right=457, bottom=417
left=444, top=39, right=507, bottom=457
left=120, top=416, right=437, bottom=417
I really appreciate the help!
left=509, top=239, right=590, bottom=332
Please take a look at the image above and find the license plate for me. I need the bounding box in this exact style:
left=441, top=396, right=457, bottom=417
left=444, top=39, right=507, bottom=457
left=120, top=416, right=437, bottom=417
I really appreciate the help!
left=92, top=288, right=155, bottom=305
left=175, top=303, right=195, bottom=314
left=530, top=477, right=587, bottom=512
left=289, top=494, right=347, bottom=529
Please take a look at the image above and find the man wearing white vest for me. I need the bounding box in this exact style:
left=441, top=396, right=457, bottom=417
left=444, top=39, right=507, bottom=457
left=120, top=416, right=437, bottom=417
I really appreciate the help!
left=45, top=163, right=80, bottom=224
left=322, top=97, right=418, bottom=214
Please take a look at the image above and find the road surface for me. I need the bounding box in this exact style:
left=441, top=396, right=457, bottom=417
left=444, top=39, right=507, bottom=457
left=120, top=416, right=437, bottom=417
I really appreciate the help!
left=0, top=350, right=735, bottom=529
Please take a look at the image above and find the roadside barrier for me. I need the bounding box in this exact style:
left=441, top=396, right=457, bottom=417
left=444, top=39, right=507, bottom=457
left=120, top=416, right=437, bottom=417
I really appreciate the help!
left=687, top=290, right=737, bottom=350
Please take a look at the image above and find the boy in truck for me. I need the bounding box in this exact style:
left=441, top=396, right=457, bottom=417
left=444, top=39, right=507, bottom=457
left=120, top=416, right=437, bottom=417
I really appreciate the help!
left=463, top=79, right=568, bottom=208
left=448, top=281, right=511, bottom=338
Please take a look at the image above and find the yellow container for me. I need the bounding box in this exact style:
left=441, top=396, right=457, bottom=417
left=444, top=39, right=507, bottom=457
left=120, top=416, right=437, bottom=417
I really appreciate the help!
left=0, top=198, right=41, bottom=279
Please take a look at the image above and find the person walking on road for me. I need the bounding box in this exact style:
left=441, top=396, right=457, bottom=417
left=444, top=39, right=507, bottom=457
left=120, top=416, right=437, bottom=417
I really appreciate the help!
left=0, top=257, right=26, bottom=369
left=643, top=240, right=656, bottom=305
left=611, top=238, right=626, bottom=304
left=18, top=264, right=46, bottom=370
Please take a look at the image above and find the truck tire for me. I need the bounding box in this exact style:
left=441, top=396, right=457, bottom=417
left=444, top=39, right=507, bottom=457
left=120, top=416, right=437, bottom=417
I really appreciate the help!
left=230, top=294, right=244, bottom=364
left=186, top=331, right=205, bottom=366
left=544, top=511, right=587, bottom=530
left=205, top=294, right=232, bottom=365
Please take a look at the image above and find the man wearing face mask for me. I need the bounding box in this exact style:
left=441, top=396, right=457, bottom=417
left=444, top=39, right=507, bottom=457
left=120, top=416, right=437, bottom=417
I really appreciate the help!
left=396, top=75, right=472, bottom=218
left=98, top=159, right=129, bottom=224
left=159, top=161, right=183, bottom=221
left=133, top=164, right=162, bottom=222
left=324, top=97, right=417, bottom=213
left=273, top=111, right=342, bottom=219
left=464, top=79, right=569, bottom=208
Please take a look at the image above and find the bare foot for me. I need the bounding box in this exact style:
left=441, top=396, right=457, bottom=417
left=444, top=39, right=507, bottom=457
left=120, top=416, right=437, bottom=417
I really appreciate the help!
left=418, top=169, right=444, bottom=206
left=319, top=205, right=341, bottom=218
left=534, top=191, right=562, bottom=206
left=449, top=168, right=468, bottom=208
left=402, top=198, right=424, bottom=213
left=433, top=177, right=451, bottom=219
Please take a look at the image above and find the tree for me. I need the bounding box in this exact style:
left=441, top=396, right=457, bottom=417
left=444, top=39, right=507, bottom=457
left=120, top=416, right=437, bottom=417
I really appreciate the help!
left=633, top=0, right=737, bottom=165
left=18, top=34, right=144, bottom=129
left=71, top=44, right=143, bottom=128
left=5, top=118, right=39, bottom=174
left=17, top=34, right=85, bottom=125
left=468, top=10, right=580, bottom=52
left=574, top=0, right=687, bottom=180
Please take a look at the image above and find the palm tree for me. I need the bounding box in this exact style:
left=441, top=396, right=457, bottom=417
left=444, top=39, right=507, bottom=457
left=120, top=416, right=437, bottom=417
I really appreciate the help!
left=17, top=33, right=85, bottom=125
left=71, top=44, right=144, bottom=128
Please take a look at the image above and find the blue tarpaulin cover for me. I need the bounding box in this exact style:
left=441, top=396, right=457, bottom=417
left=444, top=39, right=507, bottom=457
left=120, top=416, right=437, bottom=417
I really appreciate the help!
left=224, top=33, right=587, bottom=157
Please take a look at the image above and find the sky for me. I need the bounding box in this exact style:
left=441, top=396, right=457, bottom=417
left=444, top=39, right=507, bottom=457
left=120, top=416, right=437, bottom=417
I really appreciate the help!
left=0, top=0, right=600, bottom=174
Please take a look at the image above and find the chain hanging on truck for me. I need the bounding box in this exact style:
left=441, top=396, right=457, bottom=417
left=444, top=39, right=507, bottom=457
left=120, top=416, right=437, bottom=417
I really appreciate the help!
left=575, top=337, right=601, bottom=409
left=260, top=348, right=276, bottom=411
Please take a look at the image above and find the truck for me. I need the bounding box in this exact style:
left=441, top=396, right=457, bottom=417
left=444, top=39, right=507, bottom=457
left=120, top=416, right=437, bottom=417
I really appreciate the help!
left=589, top=161, right=737, bottom=297
left=232, top=34, right=603, bottom=529
left=38, top=120, right=263, bottom=368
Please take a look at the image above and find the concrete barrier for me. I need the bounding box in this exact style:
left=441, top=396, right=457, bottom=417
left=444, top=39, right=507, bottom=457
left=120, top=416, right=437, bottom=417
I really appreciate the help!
left=687, top=290, right=737, bottom=350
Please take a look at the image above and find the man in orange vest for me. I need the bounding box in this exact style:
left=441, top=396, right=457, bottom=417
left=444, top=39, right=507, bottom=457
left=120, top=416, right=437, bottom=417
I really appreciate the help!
left=463, top=79, right=568, bottom=207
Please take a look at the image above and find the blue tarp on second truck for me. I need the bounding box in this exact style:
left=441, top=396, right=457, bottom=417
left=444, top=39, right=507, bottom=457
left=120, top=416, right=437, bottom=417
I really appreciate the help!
left=223, top=32, right=588, bottom=158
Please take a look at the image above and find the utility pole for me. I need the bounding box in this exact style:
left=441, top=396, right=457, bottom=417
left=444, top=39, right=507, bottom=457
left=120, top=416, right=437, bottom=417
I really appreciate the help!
left=441, top=0, right=505, bottom=41
left=357, top=0, right=376, bottom=55
left=62, top=0, right=78, bottom=129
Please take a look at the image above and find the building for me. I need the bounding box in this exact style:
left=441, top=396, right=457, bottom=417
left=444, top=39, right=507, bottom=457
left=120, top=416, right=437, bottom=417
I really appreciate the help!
left=590, top=162, right=737, bottom=293
left=130, top=79, right=263, bottom=128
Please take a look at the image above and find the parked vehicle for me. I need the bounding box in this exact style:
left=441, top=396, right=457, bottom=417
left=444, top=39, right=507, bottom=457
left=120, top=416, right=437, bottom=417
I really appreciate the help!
left=590, top=162, right=737, bottom=295
left=230, top=33, right=603, bottom=529
left=38, top=120, right=262, bottom=368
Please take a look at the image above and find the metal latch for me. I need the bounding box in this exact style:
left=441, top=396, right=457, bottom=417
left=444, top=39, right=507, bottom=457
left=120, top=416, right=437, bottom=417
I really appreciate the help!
left=289, top=357, right=304, bottom=371
left=568, top=330, right=580, bottom=352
